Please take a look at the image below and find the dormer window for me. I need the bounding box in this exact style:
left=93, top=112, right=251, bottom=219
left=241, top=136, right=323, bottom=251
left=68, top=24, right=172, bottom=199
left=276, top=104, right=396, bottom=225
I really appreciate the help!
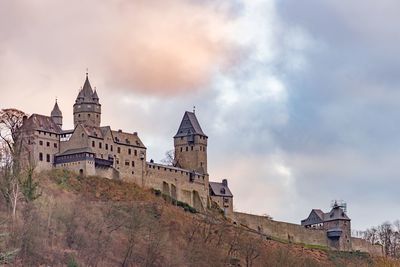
left=220, top=188, right=226, bottom=194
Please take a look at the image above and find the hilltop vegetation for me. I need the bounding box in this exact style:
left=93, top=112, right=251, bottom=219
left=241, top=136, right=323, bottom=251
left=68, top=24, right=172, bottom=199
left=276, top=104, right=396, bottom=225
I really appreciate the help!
left=0, top=170, right=398, bottom=266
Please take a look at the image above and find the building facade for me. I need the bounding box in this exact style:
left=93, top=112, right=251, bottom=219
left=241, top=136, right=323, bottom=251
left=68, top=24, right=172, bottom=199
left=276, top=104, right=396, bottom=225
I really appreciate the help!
left=18, top=74, right=233, bottom=212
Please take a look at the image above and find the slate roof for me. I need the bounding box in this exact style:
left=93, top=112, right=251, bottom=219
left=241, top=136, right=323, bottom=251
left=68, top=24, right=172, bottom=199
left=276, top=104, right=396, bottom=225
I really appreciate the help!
left=51, top=101, right=62, bottom=117
left=81, top=125, right=107, bottom=139
left=324, top=204, right=350, bottom=222
left=174, top=111, right=207, bottom=138
left=301, top=205, right=350, bottom=226
left=112, top=130, right=146, bottom=148
left=209, top=182, right=233, bottom=197
left=22, top=114, right=62, bottom=134
left=57, top=147, right=94, bottom=156
left=313, top=209, right=325, bottom=220
left=75, top=74, right=99, bottom=104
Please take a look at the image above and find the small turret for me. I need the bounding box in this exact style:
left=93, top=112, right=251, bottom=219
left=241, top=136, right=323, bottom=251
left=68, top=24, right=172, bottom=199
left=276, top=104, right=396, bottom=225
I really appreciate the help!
left=51, top=100, right=63, bottom=128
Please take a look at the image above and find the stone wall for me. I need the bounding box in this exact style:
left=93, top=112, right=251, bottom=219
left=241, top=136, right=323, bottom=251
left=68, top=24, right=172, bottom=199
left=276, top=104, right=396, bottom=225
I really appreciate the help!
left=145, top=162, right=209, bottom=211
left=351, top=237, right=383, bottom=256
left=32, top=130, right=60, bottom=172
left=231, top=212, right=328, bottom=246
left=210, top=195, right=233, bottom=216
left=230, top=212, right=384, bottom=256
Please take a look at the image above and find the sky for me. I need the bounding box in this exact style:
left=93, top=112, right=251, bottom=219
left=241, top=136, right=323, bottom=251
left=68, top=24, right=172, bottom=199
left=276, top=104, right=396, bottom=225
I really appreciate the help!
left=1, top=0, right=399, bottom=230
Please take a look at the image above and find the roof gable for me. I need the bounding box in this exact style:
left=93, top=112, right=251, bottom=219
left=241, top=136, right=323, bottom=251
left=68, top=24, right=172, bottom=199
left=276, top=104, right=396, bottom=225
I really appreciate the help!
left=301, top=209, right=325, bottom=226
left=174, top=111, right=207, bottom=138
left=209, top=182, right=233, bottom=197
left=22, top=114, right=62, bottom=134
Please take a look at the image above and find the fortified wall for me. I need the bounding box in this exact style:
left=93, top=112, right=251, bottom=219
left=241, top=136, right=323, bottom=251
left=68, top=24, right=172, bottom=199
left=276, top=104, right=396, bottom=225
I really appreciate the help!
left=230, top=212, right=383, bottom=256
left=351, top=237, right=384, bottom=256
left=145, top=162, right=209, bottom=211
left=231, top=212, right=327, bottom=246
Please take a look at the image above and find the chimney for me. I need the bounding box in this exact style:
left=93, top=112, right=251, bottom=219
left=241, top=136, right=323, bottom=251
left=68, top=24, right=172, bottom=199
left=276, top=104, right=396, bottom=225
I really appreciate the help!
left=222, top=179, right=228, bottom=187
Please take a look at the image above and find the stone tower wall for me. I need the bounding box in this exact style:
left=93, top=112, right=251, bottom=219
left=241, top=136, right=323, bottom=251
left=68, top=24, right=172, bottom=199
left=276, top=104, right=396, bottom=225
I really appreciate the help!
left=174, top=134, right=207, bottom=173
left=324, top=220, right=352, bottom=251
left=73, top=104, right=101, bottom=128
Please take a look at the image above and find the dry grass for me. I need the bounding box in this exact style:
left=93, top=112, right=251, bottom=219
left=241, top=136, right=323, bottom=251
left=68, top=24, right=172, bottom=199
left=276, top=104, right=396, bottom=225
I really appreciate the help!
left=0, top=169, right=398, bottom=267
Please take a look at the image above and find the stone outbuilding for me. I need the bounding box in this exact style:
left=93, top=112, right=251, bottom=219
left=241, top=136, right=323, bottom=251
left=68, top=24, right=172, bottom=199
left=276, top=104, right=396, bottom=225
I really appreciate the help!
left=209, top=179, right=233, bottom=216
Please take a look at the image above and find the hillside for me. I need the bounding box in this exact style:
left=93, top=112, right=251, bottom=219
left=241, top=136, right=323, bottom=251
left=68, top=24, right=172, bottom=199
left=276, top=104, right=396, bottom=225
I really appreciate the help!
left=0, top=170, right=399, bottom=267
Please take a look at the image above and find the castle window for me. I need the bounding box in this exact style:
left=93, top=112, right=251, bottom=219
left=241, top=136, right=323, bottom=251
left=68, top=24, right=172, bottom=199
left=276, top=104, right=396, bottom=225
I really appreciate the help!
left=88, top=114, right=91, bottom=118
left=46, top=142, right=50, bottom=147
left=105, top=144, right=108, bottom=150
left=99, top=142, right=102, bottom=149
left=111, top=145, right=113, bottom=152
left=180, top=147, right=182, bottom=152
left=39, top=140, right=43, bottom=146
left=132, top=161, right=135, bottom=167
left=125, top=161, right=130, bottom=166
left=134, top=150, right=137, bottom=156
left=191, top=146, right=193, bottom=151
left=92, top=141, right=95, bottom=147
left=116, top=159, right=119, bottom=164
left=128, top=149, right=131, bottom=155
left=186, top=147, right=188, bottom=152
left=39, top=153, right=43, bottom=161
left=46, top=154, right=51, bottom=163
left=54, top=143, right=58, bottom=148
left=78, top=114, right=81, bottom=117
left=117, top=147, right=121, bottom=153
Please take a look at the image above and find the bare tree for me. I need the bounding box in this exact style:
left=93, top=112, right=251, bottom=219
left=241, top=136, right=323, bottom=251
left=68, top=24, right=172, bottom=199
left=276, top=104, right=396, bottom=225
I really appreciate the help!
left=0, top=109, right=28, bottom=218
left=0, top=108, right=27, bottom=162
left=364, top=221, right=400, bottom=258
left=161, top=150, right=175, bottom=166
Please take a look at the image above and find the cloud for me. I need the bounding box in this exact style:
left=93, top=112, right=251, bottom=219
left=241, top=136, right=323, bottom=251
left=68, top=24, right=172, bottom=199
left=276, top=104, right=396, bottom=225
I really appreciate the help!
left=0, top=0, right=239, bottom=97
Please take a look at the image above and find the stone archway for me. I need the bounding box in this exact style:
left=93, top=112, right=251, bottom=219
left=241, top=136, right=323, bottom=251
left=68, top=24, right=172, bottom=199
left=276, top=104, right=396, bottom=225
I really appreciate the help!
left=171, top=184, right=177, bottom=200
left=162, top=181, right=170, bottom=196
left=192, top=190, right=203, bottom=211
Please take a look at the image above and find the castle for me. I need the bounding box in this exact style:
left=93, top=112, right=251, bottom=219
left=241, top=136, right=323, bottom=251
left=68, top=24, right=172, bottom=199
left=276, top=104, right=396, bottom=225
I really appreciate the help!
left=17, top=73, right=381, bottom=254
left=18, top=73, right=233, bottom=215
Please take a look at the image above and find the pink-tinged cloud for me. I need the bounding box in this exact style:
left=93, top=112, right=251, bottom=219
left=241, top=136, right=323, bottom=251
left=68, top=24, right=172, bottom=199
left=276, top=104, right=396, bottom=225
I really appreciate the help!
left=0, top=0, right=239, bottom=96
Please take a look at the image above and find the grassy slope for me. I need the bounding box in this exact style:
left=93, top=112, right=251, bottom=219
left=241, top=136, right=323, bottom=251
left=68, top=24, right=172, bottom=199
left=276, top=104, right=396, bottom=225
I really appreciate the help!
left=1, top=170, right=399, bottom=267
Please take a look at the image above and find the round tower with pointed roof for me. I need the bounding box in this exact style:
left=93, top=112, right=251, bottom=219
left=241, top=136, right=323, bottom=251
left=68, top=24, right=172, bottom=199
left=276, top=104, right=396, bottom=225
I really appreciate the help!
left=51, top=100, right=63, bottom=128
left=73, top=73, right=102, bottom=128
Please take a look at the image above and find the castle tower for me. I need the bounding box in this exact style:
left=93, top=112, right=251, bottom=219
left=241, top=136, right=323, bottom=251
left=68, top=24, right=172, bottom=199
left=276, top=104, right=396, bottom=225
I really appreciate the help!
left=73, top=73, right=101, bottom=128
left=51, top=100, right=63, bottom=128
left=324, top=202, right=352, bottom=251
left=174, top=111, right=208, bottom=174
